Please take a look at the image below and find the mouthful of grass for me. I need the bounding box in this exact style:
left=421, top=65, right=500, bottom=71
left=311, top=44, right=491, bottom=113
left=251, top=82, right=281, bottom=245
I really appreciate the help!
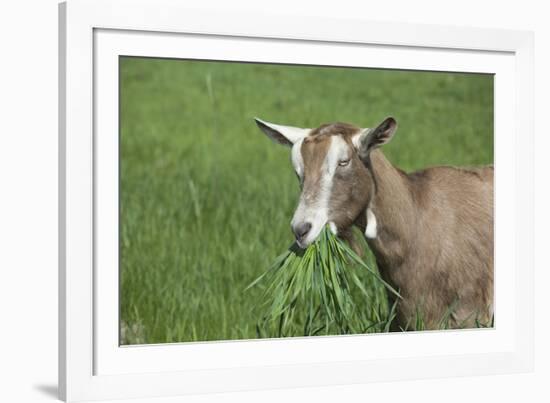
left=246, top=226, right=401, bottom=338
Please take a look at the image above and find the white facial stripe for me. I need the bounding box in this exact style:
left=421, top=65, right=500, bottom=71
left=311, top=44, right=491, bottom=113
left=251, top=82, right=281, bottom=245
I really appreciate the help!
left=292, top=135, right=351, bottom=247
left=365, top=208, right=378, bottom=239
left=291, top=138, right=305, bottom=179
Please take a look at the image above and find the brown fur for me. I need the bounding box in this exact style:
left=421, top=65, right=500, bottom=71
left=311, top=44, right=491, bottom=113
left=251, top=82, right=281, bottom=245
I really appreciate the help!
left=302, top=123, right=493, bottom=330
left=362, top=151, right=493, bottom=329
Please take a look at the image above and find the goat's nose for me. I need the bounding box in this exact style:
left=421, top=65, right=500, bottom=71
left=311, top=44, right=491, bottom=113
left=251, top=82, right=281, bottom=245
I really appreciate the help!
left=292, top=222, right=312, bottom=242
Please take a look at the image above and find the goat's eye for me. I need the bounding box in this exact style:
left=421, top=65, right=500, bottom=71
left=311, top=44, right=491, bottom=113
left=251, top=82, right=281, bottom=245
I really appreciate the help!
left=338, top=159, right=350, bottom=167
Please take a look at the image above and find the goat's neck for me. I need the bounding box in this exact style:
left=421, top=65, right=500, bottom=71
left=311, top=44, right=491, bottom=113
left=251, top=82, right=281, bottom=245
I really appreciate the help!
left=360, top=150, right=415, bottom=267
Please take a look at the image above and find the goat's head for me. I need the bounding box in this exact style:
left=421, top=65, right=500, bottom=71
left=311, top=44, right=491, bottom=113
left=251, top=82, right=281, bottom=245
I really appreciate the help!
left=255, top=117, right=397, bottom=248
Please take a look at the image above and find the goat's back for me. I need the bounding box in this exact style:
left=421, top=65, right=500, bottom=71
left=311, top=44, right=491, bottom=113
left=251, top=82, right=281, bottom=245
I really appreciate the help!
left=395, top=165, right=494, bottom=328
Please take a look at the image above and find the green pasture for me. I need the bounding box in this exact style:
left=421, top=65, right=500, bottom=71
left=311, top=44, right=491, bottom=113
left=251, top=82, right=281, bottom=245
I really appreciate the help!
left=119, top=57, right=493, bottom=344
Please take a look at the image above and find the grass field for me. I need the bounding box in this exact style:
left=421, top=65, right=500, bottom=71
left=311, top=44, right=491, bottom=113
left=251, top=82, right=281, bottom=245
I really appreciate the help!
left=119, top=57, right=493, bottom=344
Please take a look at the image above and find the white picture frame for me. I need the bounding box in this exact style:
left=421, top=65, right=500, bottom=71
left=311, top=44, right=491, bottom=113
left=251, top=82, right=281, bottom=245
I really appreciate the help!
left=59, top=0, right=534, bottom=401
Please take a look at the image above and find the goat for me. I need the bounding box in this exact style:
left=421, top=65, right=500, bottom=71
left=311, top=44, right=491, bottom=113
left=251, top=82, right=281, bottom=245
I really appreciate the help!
left=255, top=117, right=493, bottom=330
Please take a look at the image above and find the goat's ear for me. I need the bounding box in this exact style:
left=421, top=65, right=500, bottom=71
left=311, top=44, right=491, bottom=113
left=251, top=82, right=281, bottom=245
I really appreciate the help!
left=353, top=117, right=397, bottom=158
left=254, top=117, right=309, bottom=147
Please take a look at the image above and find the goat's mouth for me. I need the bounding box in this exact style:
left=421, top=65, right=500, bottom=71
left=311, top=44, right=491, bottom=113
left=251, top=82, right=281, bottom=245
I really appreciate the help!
left=295, top=236, right=316, bottom=249
left=293, top=220, right=338, bottom=249
left=295, top=235, right=316, bottom=249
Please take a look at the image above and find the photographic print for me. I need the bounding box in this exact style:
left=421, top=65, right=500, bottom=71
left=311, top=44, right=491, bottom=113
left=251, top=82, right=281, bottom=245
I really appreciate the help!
left=119, top=57, right=494, bottom=345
